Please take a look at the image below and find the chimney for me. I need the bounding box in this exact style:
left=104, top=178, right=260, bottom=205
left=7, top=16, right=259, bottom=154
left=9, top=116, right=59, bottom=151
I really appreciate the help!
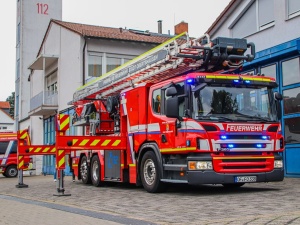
left=157, top=20, right=162, bottom=34
left=174, top=21, right=188, bottom=35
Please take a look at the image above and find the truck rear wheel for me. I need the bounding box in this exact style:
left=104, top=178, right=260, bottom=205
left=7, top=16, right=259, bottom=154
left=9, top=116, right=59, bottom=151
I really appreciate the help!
left=80, top=155, right=91, bottom=184
left=5, top=165, right=18, bottom=178
left=91, top=155, right=102, bottom=187
left=140, top=151, right=166, bottom=193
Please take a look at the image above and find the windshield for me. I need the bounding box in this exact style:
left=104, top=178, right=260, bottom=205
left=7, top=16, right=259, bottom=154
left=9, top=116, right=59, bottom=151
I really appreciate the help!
left=191, top=85, right=278, bottom=122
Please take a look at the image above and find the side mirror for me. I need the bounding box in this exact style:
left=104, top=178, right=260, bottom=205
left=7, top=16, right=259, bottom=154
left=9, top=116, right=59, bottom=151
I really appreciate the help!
left=165, top=96, right=179, bottom=119
left=166, top=86, right=177, bottom=97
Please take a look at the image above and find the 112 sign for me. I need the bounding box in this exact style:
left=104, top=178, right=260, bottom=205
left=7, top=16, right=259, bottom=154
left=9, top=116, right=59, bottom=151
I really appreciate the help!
left=37, top=3, right=49, bottom=15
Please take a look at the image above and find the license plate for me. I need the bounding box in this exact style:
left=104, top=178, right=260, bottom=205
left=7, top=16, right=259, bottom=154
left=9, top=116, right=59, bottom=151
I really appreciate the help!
left=234, top=176, right=257, bottom=183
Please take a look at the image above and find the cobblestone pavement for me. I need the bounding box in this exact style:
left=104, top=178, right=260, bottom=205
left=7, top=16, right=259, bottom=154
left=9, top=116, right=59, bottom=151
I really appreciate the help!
left=0, top=174, right=300, bottom=225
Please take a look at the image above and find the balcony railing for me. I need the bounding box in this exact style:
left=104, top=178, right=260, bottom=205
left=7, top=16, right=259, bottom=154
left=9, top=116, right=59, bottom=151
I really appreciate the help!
left=30, top=91, right=58, bottom=112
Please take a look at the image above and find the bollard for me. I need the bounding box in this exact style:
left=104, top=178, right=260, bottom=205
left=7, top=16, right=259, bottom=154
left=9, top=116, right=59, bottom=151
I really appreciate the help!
left=15, top=169, right=28, bottom=188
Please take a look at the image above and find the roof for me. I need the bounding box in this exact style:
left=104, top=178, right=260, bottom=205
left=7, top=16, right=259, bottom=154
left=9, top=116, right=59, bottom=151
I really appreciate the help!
left=36, top=19, right=186, bottom=58
left=0, top=109, right=14, bottom=122
left=52, top=20, right=175, bottom=44
left=0, top=101, right=10, bottom=109
left=206, top=0, right=237, bottom=34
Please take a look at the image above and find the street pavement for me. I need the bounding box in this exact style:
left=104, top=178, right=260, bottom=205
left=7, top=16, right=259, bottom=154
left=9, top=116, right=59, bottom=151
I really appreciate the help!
left=0, top=174, right=300, bottom=225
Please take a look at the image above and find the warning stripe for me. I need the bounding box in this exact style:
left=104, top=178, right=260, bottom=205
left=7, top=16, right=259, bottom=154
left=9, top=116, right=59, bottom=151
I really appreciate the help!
left=59, top=114, right=70, bottom=131
left=19, top=130, right=28, bottom=140
left=71, top=139, right=122, bottom=147
left=29, top=147, right=56, bottom=153
left=57, top=150, right=65, bottom=169
left=18, top=156, right=24, bottom=169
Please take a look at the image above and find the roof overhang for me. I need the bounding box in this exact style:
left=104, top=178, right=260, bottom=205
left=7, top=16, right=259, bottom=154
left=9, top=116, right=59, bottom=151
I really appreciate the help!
left=28, top=54, right=59, bottom=70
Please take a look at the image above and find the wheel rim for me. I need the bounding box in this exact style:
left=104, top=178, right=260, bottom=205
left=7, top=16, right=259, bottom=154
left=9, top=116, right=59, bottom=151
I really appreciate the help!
left=8, top=168, right=17, bottom=177
left=92, top=160, right=99, bottom=182
left=143, top=159, right=156, bottom=186
left=80, top=159, right=88, bottom=180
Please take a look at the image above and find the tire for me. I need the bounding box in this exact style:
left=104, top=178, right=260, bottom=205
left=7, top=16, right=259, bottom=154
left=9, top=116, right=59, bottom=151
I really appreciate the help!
left=5, top=165, right=18, bottom=178
left=80, top=155, right=91, bottom=184
left=91, top=155, right=102, bottom=187
left=222, top=183, right=245, bottom=188
left=140, top=151, right=166, bottom=193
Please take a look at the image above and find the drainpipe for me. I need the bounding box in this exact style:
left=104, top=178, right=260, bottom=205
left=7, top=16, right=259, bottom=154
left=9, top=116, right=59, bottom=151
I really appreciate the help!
left=82, top=37, right=87, bottom=85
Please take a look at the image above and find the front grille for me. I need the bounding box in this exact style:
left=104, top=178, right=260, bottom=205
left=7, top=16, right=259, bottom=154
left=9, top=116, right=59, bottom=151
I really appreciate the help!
left=213, top=154, right=273, bottom=173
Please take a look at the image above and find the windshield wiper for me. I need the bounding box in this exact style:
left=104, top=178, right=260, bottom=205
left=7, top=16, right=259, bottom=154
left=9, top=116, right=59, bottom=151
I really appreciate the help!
left=196, top=115, right=233, bottom=121
left=235, top=113, right=271, bottom=122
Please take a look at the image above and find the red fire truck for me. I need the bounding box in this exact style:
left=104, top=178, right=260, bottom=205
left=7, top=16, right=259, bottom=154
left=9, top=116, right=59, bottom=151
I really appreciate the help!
left=16, top=33, right=284, bottom=193
left=62, top=33, right=284, bottom=193
left=0, top=132, right=32, bottom=177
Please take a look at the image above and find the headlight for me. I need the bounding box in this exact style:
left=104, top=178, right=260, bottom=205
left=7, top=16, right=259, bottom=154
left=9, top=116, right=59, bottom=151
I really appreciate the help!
left=274, top=160, right=283, bottom=168
left=188, top=161, right=213, bottom=170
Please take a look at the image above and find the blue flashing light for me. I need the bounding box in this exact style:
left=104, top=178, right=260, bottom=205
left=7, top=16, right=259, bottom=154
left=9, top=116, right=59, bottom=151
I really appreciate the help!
left=256, top=144, right=262, bottom=148
left=245, top=80, right=251, bottom=84
left=233, top=80, right=239, bottom=83
left=187, top=78, right=194, bottom=84
left=220, top=135, right=227, bottom=140
left=262, top=136, right=268, bottom=140
left=228, top=144, right=234, bottom=148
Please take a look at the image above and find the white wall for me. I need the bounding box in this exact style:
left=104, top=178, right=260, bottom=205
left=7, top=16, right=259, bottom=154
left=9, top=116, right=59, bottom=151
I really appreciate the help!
left=211, top=0, right=300, bottom=52
left=58, top=27, right=82, bottom=111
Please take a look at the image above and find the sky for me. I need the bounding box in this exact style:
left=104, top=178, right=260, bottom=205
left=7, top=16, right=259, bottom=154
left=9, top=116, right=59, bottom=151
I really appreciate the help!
left=0, top=0, right=230, bottom=101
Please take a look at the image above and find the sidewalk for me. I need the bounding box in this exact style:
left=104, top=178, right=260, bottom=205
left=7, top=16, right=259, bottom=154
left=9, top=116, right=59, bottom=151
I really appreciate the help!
left=0, top=196, right=121, bottom=225
left=1, top=174, right=300, bottom=224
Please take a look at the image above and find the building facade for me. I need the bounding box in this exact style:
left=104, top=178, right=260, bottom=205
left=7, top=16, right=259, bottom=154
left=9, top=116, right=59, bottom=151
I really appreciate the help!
left=207, top=0, right=300, bottom=177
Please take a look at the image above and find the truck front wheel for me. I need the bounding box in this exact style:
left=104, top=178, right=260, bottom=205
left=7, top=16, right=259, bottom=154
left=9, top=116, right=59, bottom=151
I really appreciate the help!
left=80, top=155, right=91, bottom=184
left=5, top=165, right=18, bottom=178
left=140, top=151, right=166, bottom=193
left=91, top=155, right=102, bottom=187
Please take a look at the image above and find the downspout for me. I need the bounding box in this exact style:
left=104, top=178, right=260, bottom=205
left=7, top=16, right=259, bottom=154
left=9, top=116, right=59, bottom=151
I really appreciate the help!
left=82, top=36, right=87, bottom=86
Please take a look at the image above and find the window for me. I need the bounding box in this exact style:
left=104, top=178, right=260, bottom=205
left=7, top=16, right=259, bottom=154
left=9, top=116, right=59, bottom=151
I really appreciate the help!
left=17, top=23, right=20, bottom=44
left=152, top=89, right=161, bottom=114
left=107, top=56, right=121, bottom=72
left=0, top=141, right=17, bottom=154
left=285, top=117, right=300, bottom=144
left=231, top=0, right=274, bottom=37
left=88, top=53, right=103, bottom=78
left=261, top=64, right=276, bottom=80
left=87, top=52, right=135, bottom=82
left=282, top=57, right=300, bottom=86
left=46, top=71, right=58, bottom=97
left=15, top=95, right=19, bottom=117
left=283, top=87, right=300, bottom=115
left=16, top=59, right=20, bottom=79
left=287, top=0, right=300, bottom=19
left=44, top=116, right=55, bottom=145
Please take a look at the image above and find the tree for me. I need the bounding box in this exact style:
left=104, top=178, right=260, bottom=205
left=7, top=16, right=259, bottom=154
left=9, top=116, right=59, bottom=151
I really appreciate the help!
left=6, top=92, right=15, bottom=118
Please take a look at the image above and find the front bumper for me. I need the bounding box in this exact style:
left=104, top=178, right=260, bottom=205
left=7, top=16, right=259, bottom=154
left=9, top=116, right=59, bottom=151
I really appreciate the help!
left=187, top=168, right=284, bottom=185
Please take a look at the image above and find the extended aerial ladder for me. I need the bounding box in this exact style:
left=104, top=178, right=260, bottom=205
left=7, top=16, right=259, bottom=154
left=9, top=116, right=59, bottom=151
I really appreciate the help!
left=72, top=32, right=255, bottom=105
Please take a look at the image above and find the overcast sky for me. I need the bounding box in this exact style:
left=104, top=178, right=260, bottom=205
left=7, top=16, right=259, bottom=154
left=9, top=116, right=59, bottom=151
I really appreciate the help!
left=0, top=0, right=230, bottom=101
